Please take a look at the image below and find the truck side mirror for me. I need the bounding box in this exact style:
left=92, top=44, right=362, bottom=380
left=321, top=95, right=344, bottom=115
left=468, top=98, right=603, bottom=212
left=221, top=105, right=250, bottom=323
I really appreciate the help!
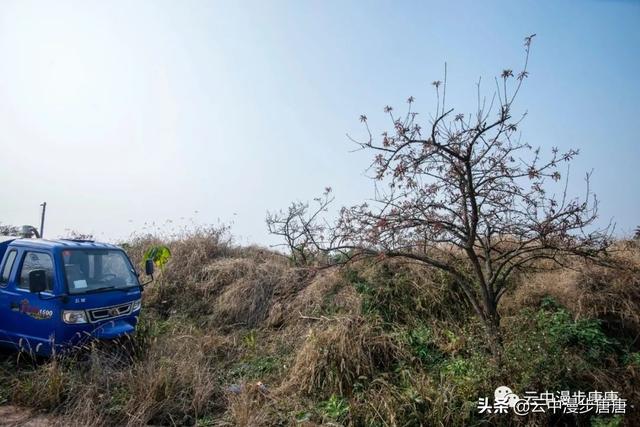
left=144, top=259, right=154, bottom=276
left=28, top=270, right=47, bottom=293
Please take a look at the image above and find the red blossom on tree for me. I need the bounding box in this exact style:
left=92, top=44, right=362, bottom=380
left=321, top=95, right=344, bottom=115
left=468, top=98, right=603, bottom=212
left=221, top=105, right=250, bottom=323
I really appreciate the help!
left=267, top=35, right=611, bottom=358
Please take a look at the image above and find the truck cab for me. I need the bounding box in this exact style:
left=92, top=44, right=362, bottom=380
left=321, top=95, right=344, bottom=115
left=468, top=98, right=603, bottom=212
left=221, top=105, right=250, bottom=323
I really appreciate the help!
left=0, top=237, right=147, bottom=356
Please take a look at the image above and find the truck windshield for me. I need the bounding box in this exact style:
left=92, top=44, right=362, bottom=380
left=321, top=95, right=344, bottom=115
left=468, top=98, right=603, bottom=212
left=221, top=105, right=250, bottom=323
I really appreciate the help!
left=63, top=249, right=139, bottom=294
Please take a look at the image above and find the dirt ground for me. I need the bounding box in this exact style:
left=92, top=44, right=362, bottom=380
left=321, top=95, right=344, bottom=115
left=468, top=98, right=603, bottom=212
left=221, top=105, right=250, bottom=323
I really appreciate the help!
left=0, top=406, right=52, bottom=426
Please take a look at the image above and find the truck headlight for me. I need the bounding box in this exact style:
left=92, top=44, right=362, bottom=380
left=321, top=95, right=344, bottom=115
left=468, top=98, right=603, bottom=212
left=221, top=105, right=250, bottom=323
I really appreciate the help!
left=62, top=310, right=88, bottom=324
left=131, top=299, right=142, bottom=312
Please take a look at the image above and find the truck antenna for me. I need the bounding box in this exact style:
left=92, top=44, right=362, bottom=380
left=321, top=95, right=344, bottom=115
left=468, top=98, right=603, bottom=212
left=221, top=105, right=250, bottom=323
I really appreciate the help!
left=40, top=202, right=47, bottom=238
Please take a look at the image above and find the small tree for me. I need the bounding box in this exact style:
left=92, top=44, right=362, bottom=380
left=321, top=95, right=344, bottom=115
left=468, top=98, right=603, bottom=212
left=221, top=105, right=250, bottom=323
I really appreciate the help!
left=266, top=189, right=334, bottom=266
left=268, top=35, right=612, bottom=357
left=0, top=223, right=19, bottom=236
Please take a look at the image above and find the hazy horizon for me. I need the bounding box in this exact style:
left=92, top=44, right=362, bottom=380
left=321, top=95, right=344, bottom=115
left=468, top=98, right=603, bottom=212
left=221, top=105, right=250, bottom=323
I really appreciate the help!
left=1, top=0, right=639, bottom=244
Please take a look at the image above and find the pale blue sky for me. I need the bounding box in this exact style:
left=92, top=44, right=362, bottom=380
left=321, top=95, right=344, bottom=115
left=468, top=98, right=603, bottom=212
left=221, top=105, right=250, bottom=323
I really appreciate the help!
left=0, top=0, right=638, bottom=243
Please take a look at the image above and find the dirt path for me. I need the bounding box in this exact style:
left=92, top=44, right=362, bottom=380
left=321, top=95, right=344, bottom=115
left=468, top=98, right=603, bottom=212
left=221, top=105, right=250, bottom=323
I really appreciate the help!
left=0, top=406, right=52, bottom=426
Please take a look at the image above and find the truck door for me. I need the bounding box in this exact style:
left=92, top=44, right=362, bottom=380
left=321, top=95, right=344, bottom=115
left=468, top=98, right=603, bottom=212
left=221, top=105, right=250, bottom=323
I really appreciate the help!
left=0, top=248, right=19, bottom=343
left=1, top=251, right=60, bottom=354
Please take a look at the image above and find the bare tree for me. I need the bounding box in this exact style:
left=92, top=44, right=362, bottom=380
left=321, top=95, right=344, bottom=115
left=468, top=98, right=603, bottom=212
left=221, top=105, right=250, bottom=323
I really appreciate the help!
left=62, top=229, right=95, bottom=241
left=267, top=35, right=611, bottom=357
left=266, top=189, right=334, bottom=266
left=0, top=223, right=19, bottom=236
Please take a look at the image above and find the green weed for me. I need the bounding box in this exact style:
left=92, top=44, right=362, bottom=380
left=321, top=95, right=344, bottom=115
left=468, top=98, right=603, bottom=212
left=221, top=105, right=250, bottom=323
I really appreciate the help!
left=318, top=394, right=349, bottom=422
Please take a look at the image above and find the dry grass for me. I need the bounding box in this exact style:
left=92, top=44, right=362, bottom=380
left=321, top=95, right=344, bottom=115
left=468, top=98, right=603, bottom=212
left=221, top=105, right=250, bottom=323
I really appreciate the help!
left=502, top=242, right=640, bottom=337
left=1, top=230, right=638, bottom=426
left=225, top=383, right=272, bottom=427
left=285, top=316, right=404, bottom=396
left=212, top=260, right=292, bottom=328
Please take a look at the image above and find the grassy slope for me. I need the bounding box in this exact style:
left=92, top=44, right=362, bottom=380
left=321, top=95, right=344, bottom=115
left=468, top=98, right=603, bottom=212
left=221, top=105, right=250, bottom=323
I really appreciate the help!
left=1, top=229, right=638, bottom=426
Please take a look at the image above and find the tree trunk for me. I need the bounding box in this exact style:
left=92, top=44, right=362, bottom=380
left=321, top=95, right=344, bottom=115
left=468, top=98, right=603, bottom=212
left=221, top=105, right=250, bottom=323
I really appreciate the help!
left=481, top=299, right=504, bottom=363
left=483, top=314, right=503, bottom=363
left=457, top=280, right=504, bottom=361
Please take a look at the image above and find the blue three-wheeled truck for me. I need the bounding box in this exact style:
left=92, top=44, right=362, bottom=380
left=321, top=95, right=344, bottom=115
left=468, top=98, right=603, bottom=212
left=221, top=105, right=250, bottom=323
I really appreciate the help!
left=0, top=235, right=153, bottom=356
